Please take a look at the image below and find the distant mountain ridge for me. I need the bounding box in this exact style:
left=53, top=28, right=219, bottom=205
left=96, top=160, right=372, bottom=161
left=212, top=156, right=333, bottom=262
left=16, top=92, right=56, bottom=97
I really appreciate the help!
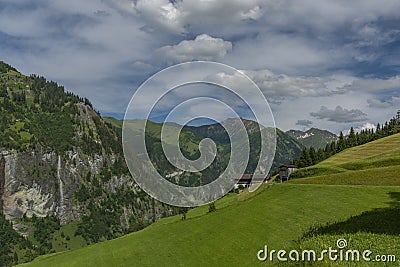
left=115, top=117, right=304, bottom=181
left=286, top=128, right=338, bottom=149
left=188, top=118, right=304, bottom=171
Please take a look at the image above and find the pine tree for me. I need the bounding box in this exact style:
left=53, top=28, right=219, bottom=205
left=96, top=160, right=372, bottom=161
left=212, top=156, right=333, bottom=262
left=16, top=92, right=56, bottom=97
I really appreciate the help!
left=347, top=127, right=356, bottom=147
left=317, top=148, right=325, bottom=162
left=309, top=147, right=317, bottom=165
left=337, top=131, right=345, bottom=152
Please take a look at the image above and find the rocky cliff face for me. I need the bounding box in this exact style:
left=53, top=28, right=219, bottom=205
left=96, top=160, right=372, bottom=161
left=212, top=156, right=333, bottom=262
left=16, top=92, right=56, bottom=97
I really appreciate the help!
left=2, top=151, right=57, bottom=220
left=1, top=149, right=88, bottom=223
left=0, top=147, right=174, bottom=227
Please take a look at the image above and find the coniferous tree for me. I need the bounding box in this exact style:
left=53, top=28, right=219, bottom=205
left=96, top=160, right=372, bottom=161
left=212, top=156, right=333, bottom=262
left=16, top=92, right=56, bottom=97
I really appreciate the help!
left=308, top=147, right=317, bottom=165
left=347, top=127, right=356, bottom=147
left=337, top=131, right=346, bottom=152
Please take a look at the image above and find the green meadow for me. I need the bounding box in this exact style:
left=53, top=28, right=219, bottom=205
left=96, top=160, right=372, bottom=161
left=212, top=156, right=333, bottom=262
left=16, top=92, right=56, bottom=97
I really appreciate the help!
left=289, top=133, right=400, bottom=185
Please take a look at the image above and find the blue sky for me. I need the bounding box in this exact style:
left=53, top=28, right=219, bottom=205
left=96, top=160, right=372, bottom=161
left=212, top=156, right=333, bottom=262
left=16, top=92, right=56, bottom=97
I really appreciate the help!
left=1, top=0, right=399, bottom=133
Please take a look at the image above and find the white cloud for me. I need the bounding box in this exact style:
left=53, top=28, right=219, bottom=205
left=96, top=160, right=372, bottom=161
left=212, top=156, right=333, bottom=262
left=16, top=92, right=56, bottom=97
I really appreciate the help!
left=103, top=0, right=185, bottom=34
left=341, top=76, right=400, bottom=92
left=391, top=96, right=400, bottom=104
left=311, top=106, right=368, bottom=123
left=131, top=61, right=154, bottom=72
left=367, top=98, right=391, bottom=108
left=270, top=90, right=376, bottom=133
left=177, top=0, right=265, bottom=23
left=296, top=119, right=313, bottom=127
left=242, top=69, right=347, bottom=101
left=358, top=122, right=376, bottom=132
left=205, top=69, right=353, bottom=104
left=345, top=122, right=376, bottom=135
left=230, top=34, right=347, bottom=74
left=154, top=34, right=232, bottom=63
left=104, top=0, right=266, bottom=34
left=134, top=0, right=184, bottom=34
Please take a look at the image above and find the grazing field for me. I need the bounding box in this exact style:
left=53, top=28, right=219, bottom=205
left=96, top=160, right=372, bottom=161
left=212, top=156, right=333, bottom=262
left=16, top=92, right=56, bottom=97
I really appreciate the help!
left=320, top=133, right=400, bottom=166
left=289, top=165, right=400, bottom=186
left=22, top=184, right=400, bottom=267
left=289, top=133, right=400, bottom=185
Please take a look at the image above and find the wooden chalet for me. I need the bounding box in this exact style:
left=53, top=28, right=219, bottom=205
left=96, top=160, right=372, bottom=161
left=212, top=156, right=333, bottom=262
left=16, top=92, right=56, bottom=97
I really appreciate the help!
left=279, top=164, right=298, bottom=182
left=234, top=173, right=270, bottom=189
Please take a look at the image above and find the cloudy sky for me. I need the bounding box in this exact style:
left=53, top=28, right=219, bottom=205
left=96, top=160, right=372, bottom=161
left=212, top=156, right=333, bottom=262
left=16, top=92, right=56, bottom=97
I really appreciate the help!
left=1, top=0, right=400, bottom=133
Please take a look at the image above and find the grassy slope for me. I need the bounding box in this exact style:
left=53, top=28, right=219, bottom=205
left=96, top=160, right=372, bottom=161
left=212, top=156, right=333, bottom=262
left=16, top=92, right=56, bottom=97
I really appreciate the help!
left=51, top=222, right=87, bottom=252
left=23, top=184, right=399, bottom=267
left=289, top=133, right=400, bottom=185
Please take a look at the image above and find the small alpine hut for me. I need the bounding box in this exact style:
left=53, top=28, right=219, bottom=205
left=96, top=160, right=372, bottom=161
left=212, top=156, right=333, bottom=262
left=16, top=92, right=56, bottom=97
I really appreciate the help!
left=234, top=174, right=270, bottom=189
left=279, top=164, right=298, bottom=182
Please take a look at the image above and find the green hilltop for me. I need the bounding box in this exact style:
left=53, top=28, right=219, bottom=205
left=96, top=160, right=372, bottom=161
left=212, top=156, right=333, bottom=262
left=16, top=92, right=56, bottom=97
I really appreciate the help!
left=289, top=133, right=400, bottom=185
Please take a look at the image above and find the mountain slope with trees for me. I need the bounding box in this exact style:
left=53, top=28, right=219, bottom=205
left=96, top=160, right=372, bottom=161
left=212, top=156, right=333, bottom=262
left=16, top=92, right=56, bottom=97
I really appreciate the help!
left=108, top=117, right=304, bottom=181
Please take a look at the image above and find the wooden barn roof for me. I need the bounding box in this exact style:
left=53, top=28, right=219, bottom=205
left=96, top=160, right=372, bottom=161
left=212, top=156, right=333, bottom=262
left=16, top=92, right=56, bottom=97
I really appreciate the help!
left=234, top=174, right=269, bottom=184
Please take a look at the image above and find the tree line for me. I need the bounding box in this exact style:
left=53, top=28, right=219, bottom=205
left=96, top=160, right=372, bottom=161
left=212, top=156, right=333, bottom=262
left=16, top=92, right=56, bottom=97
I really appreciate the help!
left=292, top=116, right=400, bottom=168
